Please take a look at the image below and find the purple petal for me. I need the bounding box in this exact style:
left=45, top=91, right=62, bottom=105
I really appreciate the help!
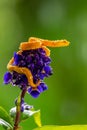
left=43, top=57, right=51, bottom=65
left=4, top=72, right=12, bottom=84
left=44, top=66, right=53, bottom=75
left=14, top=52, right=23, bottom=65
left=39, top=73, right=46, bottom=80
left=27, top=87, right=40, bottom=98
left=21, top=105, right=24, bottom=112
left=30, top=90, right=40, bottom=98
left=38, top=48, right=46, bottom=55
left=40, top=82, right=48, bottom=91
left=37, top=82, right=48, bottom=92
left=26, top=55, right=32, bottom=64
left=27, top=87, right=32, bottom=93
left=19, top=60, right=26, bottom=67
left=37, top=85, right=44, bottom=92
left=37, top=59, right=43, bottom=66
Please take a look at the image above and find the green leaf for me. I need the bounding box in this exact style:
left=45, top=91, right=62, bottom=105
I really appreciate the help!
left=0, top=118, right=13, bottom=130
left=34, top=125, right=87, bottom=130
left=33, top=110, right=42, bottom=127
left=0, top=106, right=13, bottom=126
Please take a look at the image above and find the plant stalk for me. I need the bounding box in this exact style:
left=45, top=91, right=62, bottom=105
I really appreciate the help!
left=13, top=88, right=27, bottom=130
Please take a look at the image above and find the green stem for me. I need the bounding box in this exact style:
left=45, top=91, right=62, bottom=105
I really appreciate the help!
left=13, top=88, right=27, bottom=130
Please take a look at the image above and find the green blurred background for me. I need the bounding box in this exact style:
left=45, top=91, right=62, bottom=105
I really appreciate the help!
left=0, top=0, right=87, bottom=129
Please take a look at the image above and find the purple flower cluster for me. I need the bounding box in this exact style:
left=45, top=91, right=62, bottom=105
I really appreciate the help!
left=4, top=48, right=53, bottom=98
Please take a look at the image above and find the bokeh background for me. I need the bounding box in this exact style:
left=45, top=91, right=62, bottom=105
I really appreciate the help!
left=0, top=0, right=87, bottom=130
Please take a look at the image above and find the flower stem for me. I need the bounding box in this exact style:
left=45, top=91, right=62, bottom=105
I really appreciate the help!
left=13, top=88, right=27, bottom=130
